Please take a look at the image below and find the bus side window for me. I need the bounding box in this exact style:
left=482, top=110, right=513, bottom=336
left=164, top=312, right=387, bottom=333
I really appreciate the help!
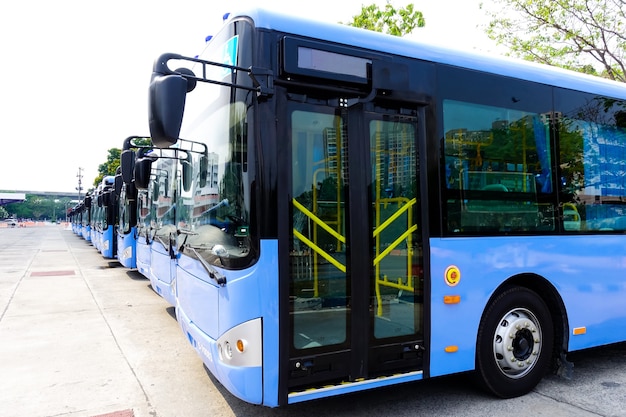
left=557, top=98, right=626, bottom=232
left=443, top=99, right=555, bottom=234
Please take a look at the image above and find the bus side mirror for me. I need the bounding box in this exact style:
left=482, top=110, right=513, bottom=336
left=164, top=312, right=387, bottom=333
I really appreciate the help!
left=121, top=150, right=136, bottom=184
left=128, top=182, right=137, bottom=200
left=135, top=158, right=153, bottom=190
left=182, top=152, right=193, bottom=192
left=148, top=68, right=196, bottom=148
left=114, top=175, right=123, bottom=197
left=199, top=153, right=208, bottom=188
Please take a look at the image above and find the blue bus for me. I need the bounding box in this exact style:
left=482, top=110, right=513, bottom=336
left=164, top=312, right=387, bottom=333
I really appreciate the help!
left=145, top=7, right=626, bottom=407
left=145, top=152, right=178, bottom=304
left=129, top=139, right=208, bottom=304
left=95, top=176, right=117, bottom=258
left=69, top=204, right=81, bottom=235
left=115, top=164, right=137, bottom=268
left=116, top=136, right=154, bottom=269
left=81, top=194, right=92, bottom=242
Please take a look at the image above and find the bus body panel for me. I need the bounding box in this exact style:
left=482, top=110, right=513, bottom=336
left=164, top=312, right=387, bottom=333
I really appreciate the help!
left=175, top=240, right=280, bottom=406
left=82, top=225, right=91, bottom=242
left=150, top=241, right=176, bottom=305
left=175, top=259, right=220, bottom=338
left=177, top=307, right=264, bottom=404
left=117, top=228, right=137, bottom=268
left=136, top=239, right=151, bottom=278
left=101, top=225, right=115, bottom=259
left=242, top=8, right=626, bottom=100
left=429, top=235, right=626, bottom=377
left=91, top=228, right=98, bottom=248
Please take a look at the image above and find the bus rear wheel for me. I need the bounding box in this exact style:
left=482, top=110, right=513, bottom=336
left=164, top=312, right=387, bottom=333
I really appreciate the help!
left=476, top=287, right=553, bottom=398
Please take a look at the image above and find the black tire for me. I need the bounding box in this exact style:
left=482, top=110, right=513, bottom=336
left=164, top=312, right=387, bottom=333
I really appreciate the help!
left=476, top=286, right=554, bottom=398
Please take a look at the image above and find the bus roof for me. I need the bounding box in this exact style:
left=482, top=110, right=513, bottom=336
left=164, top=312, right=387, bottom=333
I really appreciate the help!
left=229, top=7, right=626, bottom=100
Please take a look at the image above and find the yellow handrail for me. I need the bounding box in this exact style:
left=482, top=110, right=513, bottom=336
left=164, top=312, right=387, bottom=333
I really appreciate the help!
left=373, top=224, right=417, bottom=266
left=373, top=198, right=416, bottom=238
left=293, top=229, right=346, bottom=273
left=293, top=198, right=345, bottom=243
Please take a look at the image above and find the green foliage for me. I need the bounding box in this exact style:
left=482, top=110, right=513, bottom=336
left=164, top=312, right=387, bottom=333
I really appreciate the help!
left=346, top=2, right=425, bottom=36
left=93, top=148, right=122, bottom=187
left=132, top=137, right=153, bottom=147
left=4, top=195, right=74, bottom=221
left=482, top=0, right=626, bottom=82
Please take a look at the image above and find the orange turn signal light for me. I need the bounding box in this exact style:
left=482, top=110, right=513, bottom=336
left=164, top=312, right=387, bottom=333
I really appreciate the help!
left=443, top=295, right=461, bottom=304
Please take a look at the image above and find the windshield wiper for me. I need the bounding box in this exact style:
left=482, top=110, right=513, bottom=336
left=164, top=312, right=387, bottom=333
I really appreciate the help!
left=184, top=245, right=227, bottom=286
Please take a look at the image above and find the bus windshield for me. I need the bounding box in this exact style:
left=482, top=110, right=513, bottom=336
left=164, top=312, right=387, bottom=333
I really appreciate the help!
left=176, top=21, right=256, bottom=270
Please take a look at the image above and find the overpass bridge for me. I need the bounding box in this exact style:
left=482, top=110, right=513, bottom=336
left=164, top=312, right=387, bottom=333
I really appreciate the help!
left=0, top=192, right=26, bottom=206
left=0, top=191, right=79, bottom=206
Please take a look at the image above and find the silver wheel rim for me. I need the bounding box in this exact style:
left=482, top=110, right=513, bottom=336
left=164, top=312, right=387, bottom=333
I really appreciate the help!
left=492, top=307, right=542, bottom=379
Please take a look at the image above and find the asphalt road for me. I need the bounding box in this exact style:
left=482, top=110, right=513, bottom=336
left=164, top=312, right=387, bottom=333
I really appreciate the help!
left=1, top=225, right=625, bottom=416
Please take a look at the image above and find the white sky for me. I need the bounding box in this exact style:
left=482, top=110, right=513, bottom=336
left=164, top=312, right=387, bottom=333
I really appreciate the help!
left=0, top=0, right=497, bottom=193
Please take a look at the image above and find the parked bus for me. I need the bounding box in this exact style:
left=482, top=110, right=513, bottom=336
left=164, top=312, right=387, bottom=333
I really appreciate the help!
left=69, top=204, right=81, bottom=235
left=116, top=136, right=154, bottom=269
left=127, top=138, right=208, bottom=304
left=115, top=164, right=137, bottom=268
left=145, top=152, right=178, bottom=304
left=94, top=176, right=117, bottom=258
left=145, top=7, right=626, bottom=407
left=136, top=170, right=155, bottom=279
left=81, top=194, right=92, bottom=242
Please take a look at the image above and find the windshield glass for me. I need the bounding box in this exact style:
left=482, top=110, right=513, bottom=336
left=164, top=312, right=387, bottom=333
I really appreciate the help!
left=152, top=157, right=177, bottom=245
left=176, top=19, right=257, bottom=270
left=137, top=188, right=153, bottom=240
left=118, top=185, right=130, bottom=234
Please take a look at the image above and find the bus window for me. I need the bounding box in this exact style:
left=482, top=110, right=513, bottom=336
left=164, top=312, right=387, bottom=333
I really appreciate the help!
left=557, top=94, right=626, bottom=232
left=443, top=100, right=555, bottom=233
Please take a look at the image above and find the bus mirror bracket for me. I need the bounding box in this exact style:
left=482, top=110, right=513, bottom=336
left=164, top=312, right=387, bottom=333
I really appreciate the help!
left=249, top=66, right=274, bottom=98
left=369, top=60, right=422, bottom=104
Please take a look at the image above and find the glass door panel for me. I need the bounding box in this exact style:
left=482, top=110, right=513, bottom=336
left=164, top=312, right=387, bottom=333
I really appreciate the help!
left=366, top=114, right=424, bottom=377
left=288, top=102, right=424, bottom=389
left=290, top=109, right=348, bottom=351
left=370, top=119, right=422, bottom=341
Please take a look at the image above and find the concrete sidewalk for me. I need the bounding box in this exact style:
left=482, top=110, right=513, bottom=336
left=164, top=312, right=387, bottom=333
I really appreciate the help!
left=0, top=226, right=226, bottom=417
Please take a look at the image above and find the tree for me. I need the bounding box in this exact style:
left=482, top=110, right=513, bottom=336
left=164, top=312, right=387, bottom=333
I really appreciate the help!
left=482, top=0, right=626, bottom=81
left=93, top=148, right=122, bottom=187
left=346, top=2, right=425, bottom=36
left=4, top=195, right=73, bottom=221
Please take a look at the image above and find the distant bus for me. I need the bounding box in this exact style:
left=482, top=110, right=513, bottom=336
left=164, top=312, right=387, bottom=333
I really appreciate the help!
left=69, top=204, right=81, bottom=235
left=142, top=7, right=626, bottom=407
left=125, top=138, right=208, bottom=305
left=81, top=195, right=91, bottom=242
left=116, top=136, right=153, bottom=269
left=115, top=167, right=137, bottom=268
left=92, top=176, right=117, bottom=258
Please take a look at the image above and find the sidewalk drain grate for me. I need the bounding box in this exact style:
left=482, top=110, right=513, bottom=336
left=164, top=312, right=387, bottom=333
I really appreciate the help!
left=31, top=270, right=75, bottom=277
left=91, top=410, right=135, bottom=417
